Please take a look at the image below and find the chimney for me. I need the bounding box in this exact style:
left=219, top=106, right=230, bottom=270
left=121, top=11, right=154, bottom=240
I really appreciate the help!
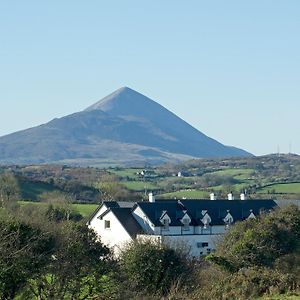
left=240, top=193, right=246, bottom=200
left=149, top=192, right=155, bottom=203
left=210, top=193, right=216, bottom=200
left=227, top=192, right=234, bottom=200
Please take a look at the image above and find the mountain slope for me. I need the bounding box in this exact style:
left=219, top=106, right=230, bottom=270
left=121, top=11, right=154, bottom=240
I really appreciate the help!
left=0, top=87, right=251, bottom=166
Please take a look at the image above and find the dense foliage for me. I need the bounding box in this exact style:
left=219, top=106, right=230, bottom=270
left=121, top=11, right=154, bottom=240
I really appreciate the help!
left=120, top=240, right=189, bottom=296
left=0, top=205, right=116, bottom=300
left=205, top=205, right=300, bottom=299
left=0, top=211, right=54, bottom=299
left=0, top=167, right=300, bottom=299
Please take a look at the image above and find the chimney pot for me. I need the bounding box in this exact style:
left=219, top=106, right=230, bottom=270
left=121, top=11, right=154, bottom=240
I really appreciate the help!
left=227, top=193, right=234, bottom=200
left=149, top=192, right=155, bottom=203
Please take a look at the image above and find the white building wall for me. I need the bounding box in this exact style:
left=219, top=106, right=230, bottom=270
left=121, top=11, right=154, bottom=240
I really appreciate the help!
left=89, top=210, right=132, bottom=255
left=154, top=225, right=226, bottom=236
left=88, top=204, right=109, bottom=229
left=137, top=234, right=223, bottom=257
left=154, top=225, right=193, bottom=235
left=212, top=225, right=227, bottom=234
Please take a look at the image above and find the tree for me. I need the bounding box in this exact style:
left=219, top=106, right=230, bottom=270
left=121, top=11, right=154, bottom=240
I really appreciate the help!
left=98, top=174, right=129, bottom=201
left=29, top=223, right=117, bottom=299
left=0, top=212, right=54, bottom=299
left=120, top=240, right=189, bottom=296
left=41, top=191, right=82, bottom=222
left=201, top=206, right=300, bottom=299
left=0, top=173, right=20, bottom=209
left=208, top=205, right=300, bottom=271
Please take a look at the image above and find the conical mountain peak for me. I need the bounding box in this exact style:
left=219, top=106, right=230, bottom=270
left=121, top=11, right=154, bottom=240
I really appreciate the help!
left=84, top=86, right=151, bottom=112
left=0, top=87, right=251, bottom=166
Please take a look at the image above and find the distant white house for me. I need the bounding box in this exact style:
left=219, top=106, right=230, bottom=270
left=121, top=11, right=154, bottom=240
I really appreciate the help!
left=87, top=195, right=277, bottom=257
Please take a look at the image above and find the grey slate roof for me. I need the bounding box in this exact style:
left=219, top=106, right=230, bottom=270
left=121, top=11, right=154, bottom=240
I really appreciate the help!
left=89, top=199, right=278, bottom=236
left=136, top=199, right=277, bottom=227
left=86, top=200, right=135, bottom=225
left=102, top=201, right=136, bottom=209
left=110, top=207, right=143, bottom=238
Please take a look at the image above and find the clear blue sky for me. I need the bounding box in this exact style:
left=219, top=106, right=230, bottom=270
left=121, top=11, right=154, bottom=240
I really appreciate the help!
left=0, top=1, right=299, bottom=155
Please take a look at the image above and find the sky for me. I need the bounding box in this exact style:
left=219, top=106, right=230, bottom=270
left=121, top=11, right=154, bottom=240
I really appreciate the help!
left=0, top=1, right=299, bottom=156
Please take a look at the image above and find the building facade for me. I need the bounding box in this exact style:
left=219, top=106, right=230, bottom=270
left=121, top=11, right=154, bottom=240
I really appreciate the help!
left=87, top=197, right=277, bottom=257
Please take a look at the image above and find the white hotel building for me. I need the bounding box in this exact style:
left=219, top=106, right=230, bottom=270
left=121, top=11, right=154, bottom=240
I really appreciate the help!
left=87, top=194, right=277, bottom=257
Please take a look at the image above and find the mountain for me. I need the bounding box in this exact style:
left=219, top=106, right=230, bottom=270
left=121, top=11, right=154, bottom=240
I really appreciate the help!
left=0, top=87, right=251, bottom=166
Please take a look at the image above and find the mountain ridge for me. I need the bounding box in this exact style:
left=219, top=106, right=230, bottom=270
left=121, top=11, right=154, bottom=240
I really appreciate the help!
left=0, top=87, right=251, bottom=166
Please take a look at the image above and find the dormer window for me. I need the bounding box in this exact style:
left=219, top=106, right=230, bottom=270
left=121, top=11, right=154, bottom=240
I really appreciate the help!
left=223, top=211, right=234, bottom=228
left=160, top=211, right=171, bottom=231
left=182, top=218, right=190, bottom=230
left=248, top=209, right=256, bottom=219
left=162, top=218, right=169, bottom=230
left=201, top=213, right=212, bottom=229
left=181, top=213, right=191, bottom=231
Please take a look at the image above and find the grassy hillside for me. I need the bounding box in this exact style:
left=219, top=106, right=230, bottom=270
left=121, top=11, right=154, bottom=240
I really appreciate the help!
left=159, top=189, right=209, bottom=199
left=257, top=183, right=300, bottom=194
left=3, top=154, right=300, bottom=203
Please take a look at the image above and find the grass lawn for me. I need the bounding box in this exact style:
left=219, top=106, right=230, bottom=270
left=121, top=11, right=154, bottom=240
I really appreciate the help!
left=257, top=183, right=300, bottom=194
left=72, top=203, right=98, bottom=217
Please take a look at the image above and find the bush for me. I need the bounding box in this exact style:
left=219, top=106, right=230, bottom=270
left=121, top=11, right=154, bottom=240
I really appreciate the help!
left=210, top=205, right=300, bottom=270
left=120, top=240, right=189, bottom=296
left=203, top=205, right=300, bottom=299
left=200, top=267, right=297, bottom=300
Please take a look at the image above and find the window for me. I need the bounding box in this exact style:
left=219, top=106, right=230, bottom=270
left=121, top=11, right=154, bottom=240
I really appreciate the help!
left=162, top=219, right=169, bottom=230
left=104, top=220, right=111, bottom=229
left=182, top=218, right=190, bottom=231
left=202, top=242, right=209, bottom=247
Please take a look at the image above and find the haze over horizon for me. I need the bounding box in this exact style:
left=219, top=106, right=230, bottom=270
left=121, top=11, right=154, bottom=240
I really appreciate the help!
left=1, top=1, right=299, bottom=156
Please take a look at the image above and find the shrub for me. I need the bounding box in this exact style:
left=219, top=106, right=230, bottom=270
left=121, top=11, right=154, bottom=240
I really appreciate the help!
left=120, top=240, right=189, bottom=296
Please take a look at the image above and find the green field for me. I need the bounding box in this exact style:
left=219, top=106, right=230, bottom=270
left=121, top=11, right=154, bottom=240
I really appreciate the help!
left=72, top=203, right=98, bottom=216
left=210, top=168, right=255, bottom=179
left=159, top=189, right=209, bottom=199
left=19, top=180, right=59, bottom=201
left=19, top=201, right=98, bottom=217
left=258, top=183, right=300, bottom=194
left=109, top=168, right=142, bottom=180
left=122, top=180, right=159, bottom=191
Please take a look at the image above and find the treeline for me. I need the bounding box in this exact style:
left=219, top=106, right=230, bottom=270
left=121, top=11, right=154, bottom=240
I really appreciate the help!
left=0, top=194, right=300, bottom=299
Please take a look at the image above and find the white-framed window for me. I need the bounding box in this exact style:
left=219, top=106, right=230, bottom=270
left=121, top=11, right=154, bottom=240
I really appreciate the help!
left=104, top=220, right=111, bottom=229
left=182, top=218, right=190, bottom=231
left=162, top=218, right=169, bottom=230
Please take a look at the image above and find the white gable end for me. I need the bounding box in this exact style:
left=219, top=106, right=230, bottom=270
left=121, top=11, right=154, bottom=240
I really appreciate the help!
left=89, top=210, right=132, bottom=256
